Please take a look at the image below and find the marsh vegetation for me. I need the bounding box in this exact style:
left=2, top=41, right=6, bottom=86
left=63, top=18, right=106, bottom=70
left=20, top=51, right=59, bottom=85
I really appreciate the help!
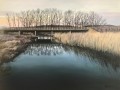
left=0, top=35, right=31, bottom=64
left=55, top=28, right=120, bottom=56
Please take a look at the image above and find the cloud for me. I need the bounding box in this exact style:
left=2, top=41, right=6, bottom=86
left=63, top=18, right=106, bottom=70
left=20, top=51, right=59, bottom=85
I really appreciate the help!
left=0, top=0, right=120, bottom=25
left=1, top=0, right=120, bottom=12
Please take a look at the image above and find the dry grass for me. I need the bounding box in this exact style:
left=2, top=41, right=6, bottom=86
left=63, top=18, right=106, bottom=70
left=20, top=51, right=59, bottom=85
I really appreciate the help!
left=0, top=35, right=31, bottom=64
left=0, top=30, right=4, bottom=35
left=54, top=28, right=120, bottom=55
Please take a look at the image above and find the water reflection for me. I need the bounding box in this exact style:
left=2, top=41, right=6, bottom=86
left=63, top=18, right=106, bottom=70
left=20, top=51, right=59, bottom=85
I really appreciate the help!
left=63, top=46, right=120, bottom=71
left=0, top=43, right=120, bottom=90
left=0, top=43, right=120, bottom=76
left=24, top=43, right=64, bottom=56
left=0, top=65, right=11, bottom=76
left=22, top=43, right=120, bottom=70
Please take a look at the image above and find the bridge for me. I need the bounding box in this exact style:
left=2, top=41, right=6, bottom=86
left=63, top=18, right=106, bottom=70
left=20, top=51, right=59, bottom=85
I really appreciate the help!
left=3, top=27, right=88, bottom=41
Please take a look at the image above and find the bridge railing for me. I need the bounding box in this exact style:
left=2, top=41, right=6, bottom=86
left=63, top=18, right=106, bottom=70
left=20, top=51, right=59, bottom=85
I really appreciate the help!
left=5, top=26, right=87, bottom=31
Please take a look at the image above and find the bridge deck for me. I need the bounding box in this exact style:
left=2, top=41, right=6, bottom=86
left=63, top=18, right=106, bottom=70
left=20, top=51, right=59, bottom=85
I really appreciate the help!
left=4, top=29, right=88, bottom=32
left=3, top=27, right=88, bottom=37
left=4, top=27, right=88, bottom=32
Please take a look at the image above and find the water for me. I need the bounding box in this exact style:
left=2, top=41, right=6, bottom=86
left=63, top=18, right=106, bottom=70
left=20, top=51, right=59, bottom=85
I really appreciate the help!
left=0, top=43, right=120, bottom=90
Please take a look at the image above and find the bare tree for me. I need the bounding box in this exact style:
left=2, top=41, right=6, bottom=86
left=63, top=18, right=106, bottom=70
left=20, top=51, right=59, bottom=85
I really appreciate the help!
left=64, top=10, right=74, bottom=26
left=6, top=13, right=11, bottom=27
left=44, top=9, right=51, bottom=25
left=74, top=11, right=83, bottom=27
left=34, top=9, right=43, bottom=26
left=12, top=13, right=16, bottom=27
left=19, top=11, right=27, bottom=27
left=57, top=10, right=63, bottom=25
left=6, top=9, right=106, bottom=28
left=27, top=10, right=35, bottom=27
left=16, top=13, right=20, bottom=27
left=88, top=11, right=106, bottom=27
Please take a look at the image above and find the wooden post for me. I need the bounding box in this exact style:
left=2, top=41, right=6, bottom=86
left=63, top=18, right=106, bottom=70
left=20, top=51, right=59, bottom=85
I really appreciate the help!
left=51, top=31, right=53, bottom=41
left=19, top=31, right=21, bottom=36
left=35, top=37, right=38, bottom=42
left=51, top=31, right=53, bottom=36
left=35, top=31, right=37, bottom=36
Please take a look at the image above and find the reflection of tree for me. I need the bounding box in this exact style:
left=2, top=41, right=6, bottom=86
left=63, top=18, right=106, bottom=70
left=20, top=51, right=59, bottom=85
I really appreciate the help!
left=1, top=43, right=120, bottom=76
left=24, top=44, right=64, bottom=56
left=63, top=46, right=120, bottom=71
left=0, top=64, right=11, bottom=76
left=24, top=43, right=120, bottom=70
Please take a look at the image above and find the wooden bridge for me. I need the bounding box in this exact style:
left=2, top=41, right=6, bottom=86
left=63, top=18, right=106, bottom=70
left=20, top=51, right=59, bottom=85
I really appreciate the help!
left=3, top=27, right=88, bottom=41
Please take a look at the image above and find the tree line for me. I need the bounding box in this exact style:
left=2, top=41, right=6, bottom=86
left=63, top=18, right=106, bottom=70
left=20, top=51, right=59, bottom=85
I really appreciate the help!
left=6, top=8, right=106, bottom=28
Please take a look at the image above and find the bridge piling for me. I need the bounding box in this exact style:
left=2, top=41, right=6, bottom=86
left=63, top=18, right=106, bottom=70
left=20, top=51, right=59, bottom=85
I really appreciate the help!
left=35, top=31, right=37, bottom=36
left=19, top=31, right=21, bottom=36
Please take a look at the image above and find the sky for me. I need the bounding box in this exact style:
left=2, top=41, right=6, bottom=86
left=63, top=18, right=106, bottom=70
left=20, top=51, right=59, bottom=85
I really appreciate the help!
left=0, top=0, right=120, bottom=26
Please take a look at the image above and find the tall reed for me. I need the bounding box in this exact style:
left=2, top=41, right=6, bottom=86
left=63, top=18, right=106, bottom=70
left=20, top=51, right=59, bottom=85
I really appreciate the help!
left=54, top=29, right=120, bottom=55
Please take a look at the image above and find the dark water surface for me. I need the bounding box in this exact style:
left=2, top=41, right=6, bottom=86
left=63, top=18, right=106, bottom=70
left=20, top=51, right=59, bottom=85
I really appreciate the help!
left=0, top=43, right=120, bottom=90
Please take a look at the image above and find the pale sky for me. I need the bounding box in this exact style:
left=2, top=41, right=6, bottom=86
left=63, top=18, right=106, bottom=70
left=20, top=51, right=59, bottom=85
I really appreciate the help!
left=0, top=0, right=120, bottom=26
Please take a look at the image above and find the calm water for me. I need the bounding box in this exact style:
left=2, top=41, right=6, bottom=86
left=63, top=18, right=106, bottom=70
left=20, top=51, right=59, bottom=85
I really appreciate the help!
left=0, top=43, right=120, bottom=90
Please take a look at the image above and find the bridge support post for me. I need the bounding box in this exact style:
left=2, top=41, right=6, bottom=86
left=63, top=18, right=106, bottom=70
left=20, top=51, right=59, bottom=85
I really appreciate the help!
left=51, top=31, right=53, bottom=41
left=19, top=31, right=21, bottom=36
left=50, top=37, right=52, bottom=41
left=51, top=31, right=53, bottom=36
left=35, top=31, right=37, bottom=36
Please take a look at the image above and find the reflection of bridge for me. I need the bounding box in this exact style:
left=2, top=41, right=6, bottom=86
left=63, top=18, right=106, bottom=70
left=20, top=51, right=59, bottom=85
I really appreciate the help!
left=24, top=44, right=64, bottom=56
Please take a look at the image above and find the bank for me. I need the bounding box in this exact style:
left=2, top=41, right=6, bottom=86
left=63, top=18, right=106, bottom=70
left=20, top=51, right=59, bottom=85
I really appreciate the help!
left=54, top=28, right=120, bottom=56
left=0, top=35, right=32, bottom=64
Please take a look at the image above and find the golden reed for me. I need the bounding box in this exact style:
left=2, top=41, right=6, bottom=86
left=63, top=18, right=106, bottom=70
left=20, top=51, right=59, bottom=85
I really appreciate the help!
left=55, top=28, right=120, bottom=55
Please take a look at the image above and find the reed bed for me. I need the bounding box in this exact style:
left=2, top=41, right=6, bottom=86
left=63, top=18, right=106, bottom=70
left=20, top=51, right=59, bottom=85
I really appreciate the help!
left=54, top=29, right=120, bottom=55
left=0, top=35, right=31, bottom=64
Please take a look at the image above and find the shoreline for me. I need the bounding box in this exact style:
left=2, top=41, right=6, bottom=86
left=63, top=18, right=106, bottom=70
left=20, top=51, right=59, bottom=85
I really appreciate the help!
left=54, top=29, right=120, bottom=56
left=0, top=35, right=32, bottom=64
left=0, top=29, right=120, bottom=64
